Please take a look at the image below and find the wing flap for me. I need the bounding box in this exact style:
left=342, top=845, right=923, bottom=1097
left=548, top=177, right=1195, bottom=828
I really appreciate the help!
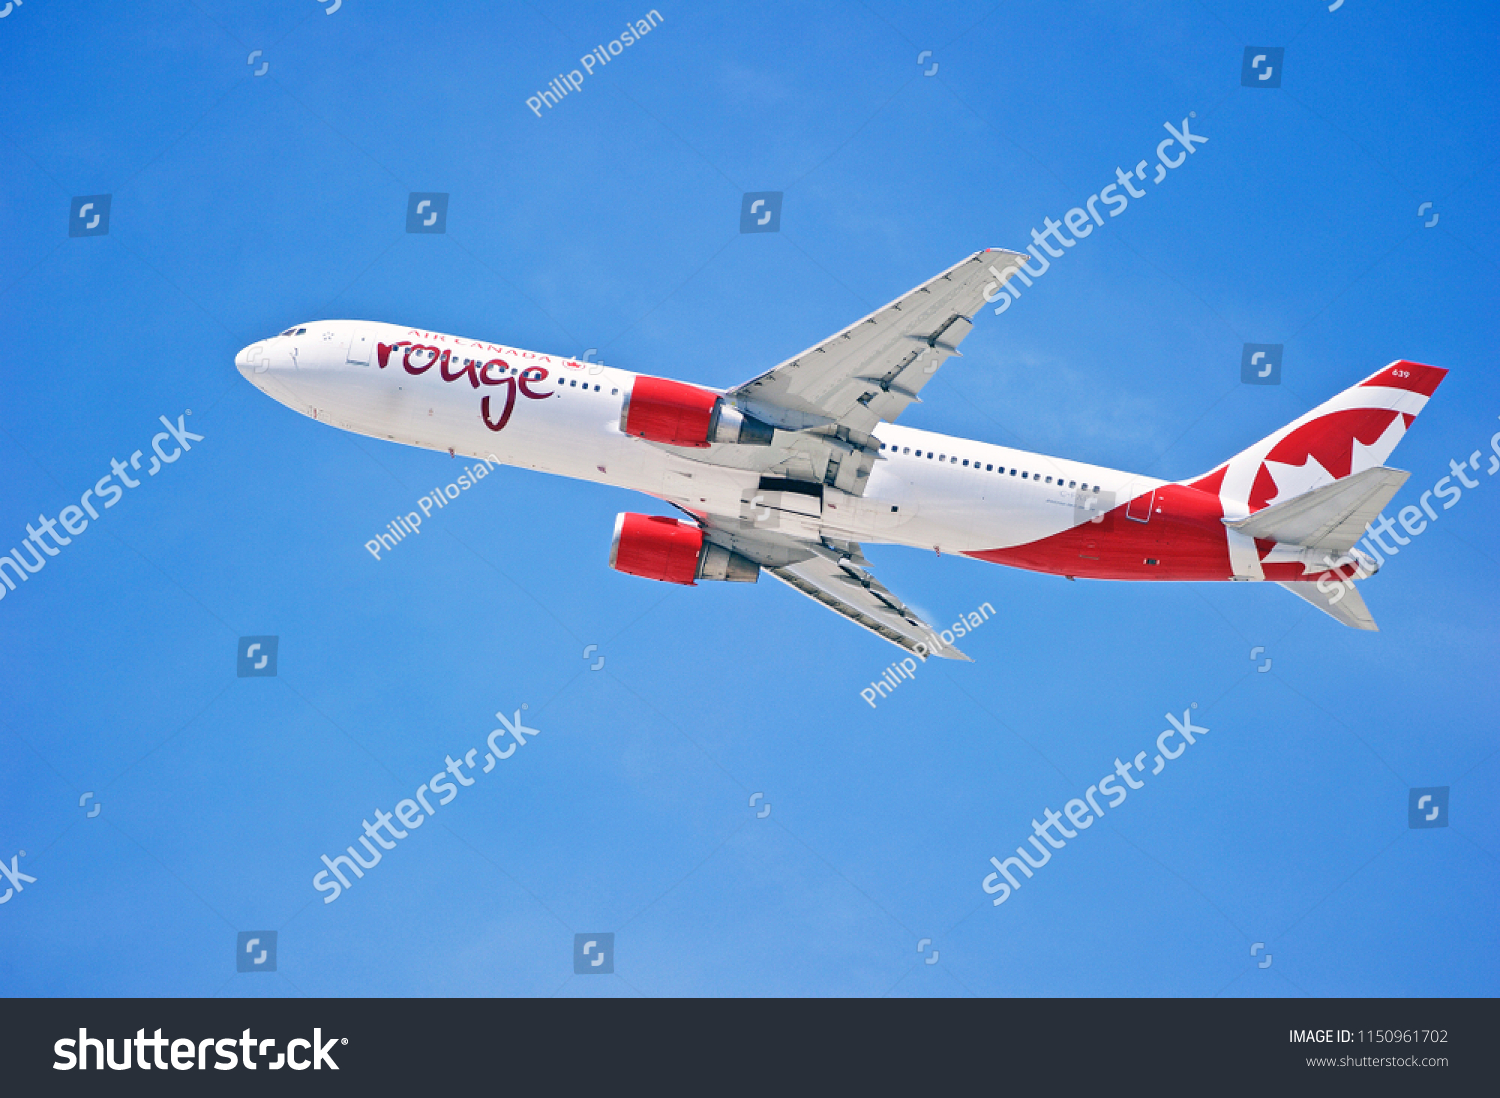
left=768, top=552, right=970, bottom=660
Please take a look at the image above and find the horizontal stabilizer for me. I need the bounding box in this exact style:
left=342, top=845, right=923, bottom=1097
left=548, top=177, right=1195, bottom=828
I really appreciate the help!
left=1225, top=466, right=1410, bottom=554
left=1276, top=581, right=1378, bottom=631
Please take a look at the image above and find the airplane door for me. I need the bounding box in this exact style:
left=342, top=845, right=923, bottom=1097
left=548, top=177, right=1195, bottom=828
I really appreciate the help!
left=346, top=328, right=373, bottom=366
left=1126, top=488, right=1155, bottom=522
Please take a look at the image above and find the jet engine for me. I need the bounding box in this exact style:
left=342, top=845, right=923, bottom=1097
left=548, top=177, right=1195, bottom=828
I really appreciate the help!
left=619, top=376, right=774, bottom=448
left=608, top=513, right=760, bottom=585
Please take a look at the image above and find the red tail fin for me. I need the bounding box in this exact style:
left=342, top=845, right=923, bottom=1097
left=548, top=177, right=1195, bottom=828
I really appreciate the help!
left=1188, top=360, right=1447, bottom=513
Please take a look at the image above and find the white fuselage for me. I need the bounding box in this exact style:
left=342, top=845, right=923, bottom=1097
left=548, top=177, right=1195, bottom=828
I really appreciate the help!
left=236, top=320, right=1164, bottom=560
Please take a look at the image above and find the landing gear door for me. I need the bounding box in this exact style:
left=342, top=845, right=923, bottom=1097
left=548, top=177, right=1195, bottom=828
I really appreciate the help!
left=346, top=328, right=373, bottom=366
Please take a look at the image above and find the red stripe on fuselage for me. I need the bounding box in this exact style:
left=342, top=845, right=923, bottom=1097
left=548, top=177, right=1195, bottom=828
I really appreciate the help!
left=964, top=484, right=1233, bottom=580
left=1187, top=464, right=1229, bottom=496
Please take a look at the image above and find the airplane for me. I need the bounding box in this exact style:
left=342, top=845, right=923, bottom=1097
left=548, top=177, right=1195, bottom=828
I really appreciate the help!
left=236, top=249, right=1446, bottom=660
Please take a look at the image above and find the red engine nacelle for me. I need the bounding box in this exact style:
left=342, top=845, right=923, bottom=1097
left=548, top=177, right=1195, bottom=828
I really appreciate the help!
left=619, top=375, right=722, bottom=448
left=609, top=513, right=705, bottom=584
left=608, top=513, right=760, bottom=585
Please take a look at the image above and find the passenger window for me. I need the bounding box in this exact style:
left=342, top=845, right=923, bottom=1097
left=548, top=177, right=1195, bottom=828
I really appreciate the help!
left=927, top=452, right=934, bottom=459
left=962, top=459, right=969, bottom=467
left=903, top=447, right=910, bottom=455
left=1046, top=476, right=1053, bottom=484
left=1022, top=472, right=1028, bottom=479
left=611, top=388, right=618, bottom=395
left=1069, top=480, right=1076, bottom=488
left=915, top=450, right=922, bottom=457
left=986, top=464, right=992, bottom=472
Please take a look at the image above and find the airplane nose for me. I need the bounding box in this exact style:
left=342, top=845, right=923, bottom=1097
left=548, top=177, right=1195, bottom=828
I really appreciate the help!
left=236, top=342, right=267, bottom=378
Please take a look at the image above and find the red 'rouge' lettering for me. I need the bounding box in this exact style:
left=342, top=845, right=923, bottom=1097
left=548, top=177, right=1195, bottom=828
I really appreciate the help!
left=519, top=366, right=550, bottom=400
left=481, top=378, right=518, bottom=432
left=381, top=340, right=413, bottom=369
left=442, top=352, right=482, bottom=389
left=387, top=341, right=542, bottom=432
left=405, top=345, right=441, bottom=375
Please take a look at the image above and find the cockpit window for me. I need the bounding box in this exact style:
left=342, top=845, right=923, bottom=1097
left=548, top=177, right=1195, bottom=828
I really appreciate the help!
left=295, top=328, right=307, bottom=335
left=280, top=328, right=295, bottom=336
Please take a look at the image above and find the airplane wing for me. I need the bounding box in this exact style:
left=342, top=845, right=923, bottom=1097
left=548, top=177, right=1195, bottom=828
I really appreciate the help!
left=691, top=513, right=969, bottom=660
left=729, top=248, right=1027, bottom=436
left=768, top=553, right=970, bottom=661
left=654, top=249, right=1021, bottom=657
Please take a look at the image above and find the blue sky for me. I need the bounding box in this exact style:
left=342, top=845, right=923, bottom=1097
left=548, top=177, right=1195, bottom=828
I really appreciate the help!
left=0, top=0, right=1495, bottom=997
